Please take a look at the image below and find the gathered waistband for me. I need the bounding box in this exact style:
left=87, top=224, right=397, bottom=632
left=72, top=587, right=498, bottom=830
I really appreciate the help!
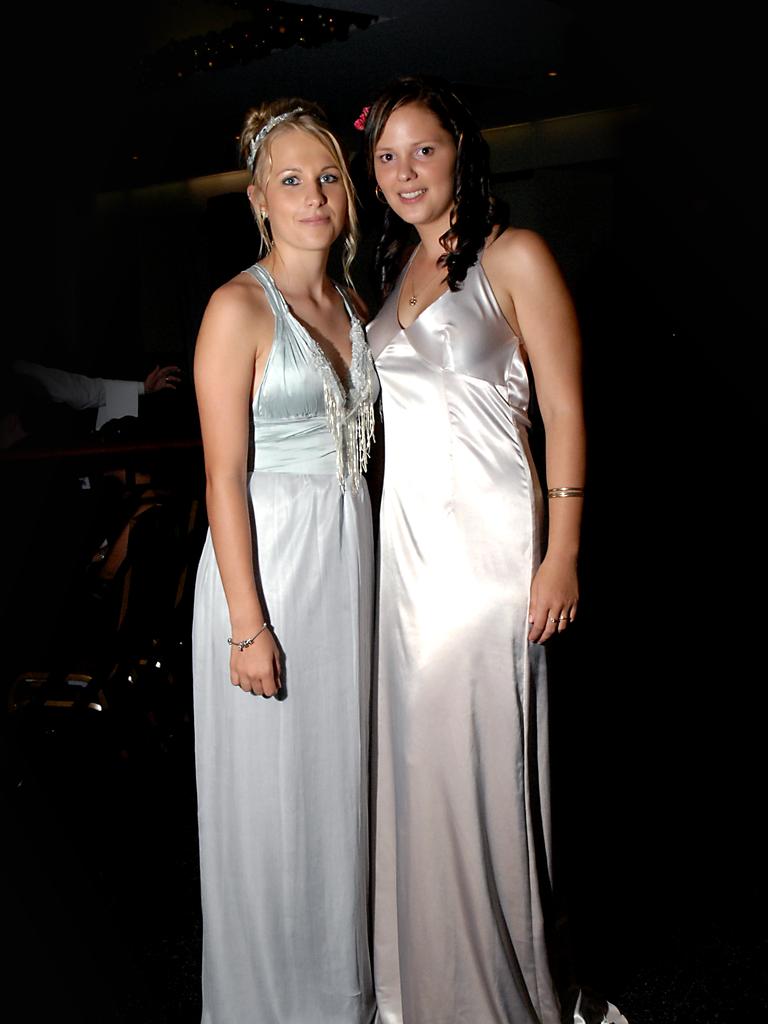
left=250, top=415, right=338, bottom=475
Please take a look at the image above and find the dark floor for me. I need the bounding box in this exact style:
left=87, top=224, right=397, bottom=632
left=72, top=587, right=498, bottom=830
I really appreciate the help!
left=4, top=667, right=766, bottom=1024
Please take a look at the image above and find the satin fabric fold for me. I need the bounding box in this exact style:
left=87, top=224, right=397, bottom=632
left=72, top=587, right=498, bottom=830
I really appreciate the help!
left=251, top=415, right=338, bottom=475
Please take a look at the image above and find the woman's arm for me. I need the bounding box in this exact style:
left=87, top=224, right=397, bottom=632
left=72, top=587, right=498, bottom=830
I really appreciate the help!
left=485, top=229, right=585, bottom=644
left=194, top=277, right=281, bottom=695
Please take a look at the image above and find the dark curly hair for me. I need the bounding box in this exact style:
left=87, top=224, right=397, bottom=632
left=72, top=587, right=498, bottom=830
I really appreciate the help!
left=364, top=75, right=504, bottom=299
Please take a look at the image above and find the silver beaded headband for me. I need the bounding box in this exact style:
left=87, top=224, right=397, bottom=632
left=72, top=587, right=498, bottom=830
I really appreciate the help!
left=247, top=108, right=305, bottom=171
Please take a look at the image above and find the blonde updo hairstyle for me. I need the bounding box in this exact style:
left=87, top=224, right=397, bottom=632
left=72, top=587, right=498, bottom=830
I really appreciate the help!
left=240, top=98, right=359, bottom=285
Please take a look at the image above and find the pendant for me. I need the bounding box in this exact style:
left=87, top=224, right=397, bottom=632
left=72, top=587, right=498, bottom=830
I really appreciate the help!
left=408, top=295, right=417, bottom=306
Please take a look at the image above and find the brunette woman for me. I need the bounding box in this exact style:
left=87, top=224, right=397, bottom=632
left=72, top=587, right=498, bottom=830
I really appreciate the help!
left=363, top=76, right=625, bottom=1024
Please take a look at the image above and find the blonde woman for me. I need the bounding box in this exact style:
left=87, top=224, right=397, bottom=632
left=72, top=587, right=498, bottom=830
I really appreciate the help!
left=192, top=99, right=377, bottom=1024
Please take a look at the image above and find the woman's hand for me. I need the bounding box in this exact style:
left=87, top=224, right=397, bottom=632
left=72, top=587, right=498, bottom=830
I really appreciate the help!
left=528, top=554, right=579, bottom=644
left=230, top=628, right=281, bottom=697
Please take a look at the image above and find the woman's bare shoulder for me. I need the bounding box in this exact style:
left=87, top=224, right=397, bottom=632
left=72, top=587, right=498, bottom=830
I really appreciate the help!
left=206, top=269, right=270, bottom=319
left=201, top=270, right=274, bottom=333
left=484, top=226, right=554, bottom=272
left=197, top=270, right=273, bottom=358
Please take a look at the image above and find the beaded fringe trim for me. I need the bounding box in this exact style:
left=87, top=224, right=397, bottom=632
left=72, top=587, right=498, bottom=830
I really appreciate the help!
left=310, top=315, right=375, bottom=494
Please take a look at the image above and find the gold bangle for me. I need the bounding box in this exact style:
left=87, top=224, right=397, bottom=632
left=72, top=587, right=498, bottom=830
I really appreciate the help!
left=547, top=487, right=585, bottom=498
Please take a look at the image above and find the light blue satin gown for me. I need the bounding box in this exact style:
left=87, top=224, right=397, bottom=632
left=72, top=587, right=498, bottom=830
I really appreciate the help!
left=193, top=263, right=378, bottom=1024
left=367, top=253, right=626, bottom=1024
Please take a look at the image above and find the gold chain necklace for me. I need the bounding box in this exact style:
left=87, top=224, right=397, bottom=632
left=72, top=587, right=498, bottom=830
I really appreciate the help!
left=406, top=250, right=445, bottom=307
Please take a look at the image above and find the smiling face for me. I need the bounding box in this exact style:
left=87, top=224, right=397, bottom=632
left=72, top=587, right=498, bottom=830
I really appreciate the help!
left=249, top=126, right=348, bottom=255
left=373, top=102, right=458, bottom=231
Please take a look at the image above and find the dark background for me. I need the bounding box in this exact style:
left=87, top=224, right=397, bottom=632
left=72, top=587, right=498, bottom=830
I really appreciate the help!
left=3, top=2, right=764, bottom=1020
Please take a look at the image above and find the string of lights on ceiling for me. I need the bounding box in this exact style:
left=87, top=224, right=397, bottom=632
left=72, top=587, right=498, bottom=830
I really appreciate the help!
left=140, top=2, right=379, bottom=87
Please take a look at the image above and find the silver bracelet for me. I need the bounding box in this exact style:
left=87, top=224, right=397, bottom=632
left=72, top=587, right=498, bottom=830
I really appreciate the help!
left=228, top=622, right=269, bottom=652
left=547, top=487, right=585, bottom=498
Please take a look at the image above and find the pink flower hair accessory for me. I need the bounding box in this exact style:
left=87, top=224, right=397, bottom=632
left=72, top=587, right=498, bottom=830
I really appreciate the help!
left=353, top=105, right=371, bottom=131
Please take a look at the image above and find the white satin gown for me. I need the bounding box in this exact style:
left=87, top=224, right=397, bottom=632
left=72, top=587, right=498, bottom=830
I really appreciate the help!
left=367, top=254, right=626, bottom=1024
left=193, top=264, right=378, bottom=1024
